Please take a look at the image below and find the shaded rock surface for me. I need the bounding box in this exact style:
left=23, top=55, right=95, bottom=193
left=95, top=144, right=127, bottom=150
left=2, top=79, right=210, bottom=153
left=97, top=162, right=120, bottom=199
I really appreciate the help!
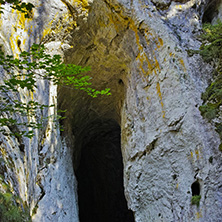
left=0, top=0, right=222, bottom=221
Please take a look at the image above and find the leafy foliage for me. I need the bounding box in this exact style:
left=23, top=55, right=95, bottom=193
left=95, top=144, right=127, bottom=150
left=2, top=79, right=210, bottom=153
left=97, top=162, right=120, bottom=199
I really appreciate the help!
left=199, top=75, right=222, bottom=120
left=198, top=22, right=222, bottom=63
left=0, top=179, right=30, bottom=222
left=0, top=191, right=31, bottom=221
left=197, top=21, right=222, bottom=150
left=191, top=195, right=201, bottom=207
left=0, top=0, right=34, bottom=18
left=0, top=44, right=110, bottom=138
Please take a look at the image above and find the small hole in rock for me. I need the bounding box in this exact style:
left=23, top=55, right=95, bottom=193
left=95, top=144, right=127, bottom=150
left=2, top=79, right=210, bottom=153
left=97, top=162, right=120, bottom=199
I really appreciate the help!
left=17, top=39, right=21, bottom=50
left=19, top=144, right=25, bottom=152
left=191, top=181, right=200, bottom=196
left=118, top=79, right=124, bottom=85
left=172, top=174, right=177, bottom=180
left=209, top=156, right=213, bottom=163
left=192, top=3, right=197, bottom=9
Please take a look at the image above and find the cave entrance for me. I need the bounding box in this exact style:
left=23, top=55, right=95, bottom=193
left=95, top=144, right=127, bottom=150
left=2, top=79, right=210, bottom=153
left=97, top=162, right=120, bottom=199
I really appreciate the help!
left=75, top=120, right=134, bottom=222
left=191, top=181, right=200, bottom=196
left=202, top=0, right=222, bottom=24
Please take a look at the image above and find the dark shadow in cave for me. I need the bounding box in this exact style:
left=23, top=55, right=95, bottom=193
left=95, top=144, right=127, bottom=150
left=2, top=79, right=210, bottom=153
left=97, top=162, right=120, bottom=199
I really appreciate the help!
left=191, top=181, right=200, bottom=196
left=202, top=0, right=222, bottom=23
left=75, top=120, right=134, bottom=222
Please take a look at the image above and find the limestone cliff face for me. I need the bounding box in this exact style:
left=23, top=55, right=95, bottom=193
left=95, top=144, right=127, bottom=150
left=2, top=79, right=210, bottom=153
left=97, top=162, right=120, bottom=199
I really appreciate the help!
left=0, top=0, right=222, bottom=221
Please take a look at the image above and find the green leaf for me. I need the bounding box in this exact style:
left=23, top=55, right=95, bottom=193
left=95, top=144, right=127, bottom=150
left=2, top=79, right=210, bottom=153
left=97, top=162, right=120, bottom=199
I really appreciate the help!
left=0, top=42, right=110, bottom=139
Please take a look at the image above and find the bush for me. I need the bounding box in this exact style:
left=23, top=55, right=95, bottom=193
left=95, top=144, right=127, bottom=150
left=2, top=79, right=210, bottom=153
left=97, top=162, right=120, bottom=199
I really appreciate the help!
left=197, top=21, right=222, bottom=150
left=191, top=195, right=201, bottom=207
left=0, top=191, right=31, bottom=222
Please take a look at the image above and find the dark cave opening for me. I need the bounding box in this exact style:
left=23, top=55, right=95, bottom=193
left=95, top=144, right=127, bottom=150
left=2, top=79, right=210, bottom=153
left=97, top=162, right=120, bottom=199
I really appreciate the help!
left=75, top=120, right=134, bottom=222
left=191, top=181, right=200, bottom=196
left=202, top=0, right=222, bottom=23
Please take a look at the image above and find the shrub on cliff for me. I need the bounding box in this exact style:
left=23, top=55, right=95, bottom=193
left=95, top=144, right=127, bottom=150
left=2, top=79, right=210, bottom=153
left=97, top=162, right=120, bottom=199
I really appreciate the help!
left=0, top=191, right=31, bottom=222
left=197, top=21, right=222, bottom=151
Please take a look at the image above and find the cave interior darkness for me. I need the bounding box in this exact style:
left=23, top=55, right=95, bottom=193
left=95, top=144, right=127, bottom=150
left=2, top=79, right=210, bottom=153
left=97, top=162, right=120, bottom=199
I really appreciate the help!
left=75, top=119, right=134, bottom=222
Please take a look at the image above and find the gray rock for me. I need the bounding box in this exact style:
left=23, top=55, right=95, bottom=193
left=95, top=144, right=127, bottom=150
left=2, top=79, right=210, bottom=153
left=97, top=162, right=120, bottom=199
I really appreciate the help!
left=0, top=0, right=222, bottom=221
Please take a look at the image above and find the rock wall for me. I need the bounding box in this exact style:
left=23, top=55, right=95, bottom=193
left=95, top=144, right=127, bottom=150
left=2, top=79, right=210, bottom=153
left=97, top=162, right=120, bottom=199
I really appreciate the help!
left=0, top=1, right=79, bottom=221
left=0, top=0, right=222, bottom=221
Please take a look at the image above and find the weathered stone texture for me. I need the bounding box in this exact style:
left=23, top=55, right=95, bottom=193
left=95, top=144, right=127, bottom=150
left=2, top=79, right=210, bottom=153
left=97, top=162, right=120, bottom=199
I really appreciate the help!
left=0, top=1, right=79, bottom=221
left=0, top=0, right=222, bottom=221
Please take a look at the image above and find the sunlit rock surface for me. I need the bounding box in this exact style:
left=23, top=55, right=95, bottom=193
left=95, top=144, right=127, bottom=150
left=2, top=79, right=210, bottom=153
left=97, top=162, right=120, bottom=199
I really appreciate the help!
left=0, top=0, right=222, bottom=221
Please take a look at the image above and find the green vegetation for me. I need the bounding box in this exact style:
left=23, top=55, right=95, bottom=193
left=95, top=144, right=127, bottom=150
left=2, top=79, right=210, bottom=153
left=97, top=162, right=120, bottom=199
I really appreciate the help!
left=197, top=21, right=222, bottom=150
left=0, top=0, right=110, bottom=220
left=197, top=22, right=222, bottom=63
left=0, top=179, right=31, bottom=222
left=0, top=0, right=34, bottom=18
left=0, top=191, right=31, bottom=221
left=0, top=44, right=110, bottom=138
left=0, top=1, right=110, bottom=138
left=199, top=74, right=222, bottom=120
left=191, top=195, right=201, bottom=207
